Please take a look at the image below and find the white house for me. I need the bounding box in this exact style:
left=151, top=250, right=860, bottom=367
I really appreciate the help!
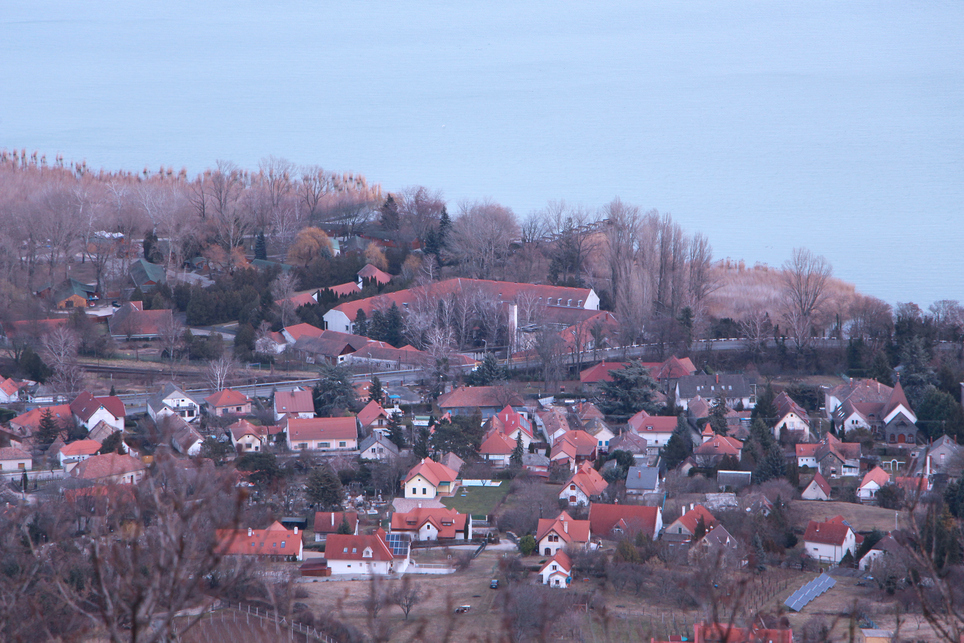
left=803, top=517, right=856, bottom=563
left=358, top=433, right=399, bottom=461
left=58, top=439, right=102, bottom=468
left=536, top=511, right=591, bottom=558
left=273, top=387, right=315, bottom=421
left=626, top=411, right=676, bottom=448
left=403, top=458, right=459, bottom=499
left=286, top=416, right=358, bottom=452
left=0, top=377, right=23, bottom=404
left=70, top=391, right=126, bottom=433
left=539, top=551, right=572, bottom=588
left=801, top=473, right=832, bottom=501
left=0, top=447, right=32, bottom=473
left=323, top=531, right=397, bottom=575
left=559, top=462, right=608, bottom=507
left=859, top=534, right=902, bottom=571
left=857, top=466, right=891, bottom=502
left=773, top=391, right=811, bottom=441
left=389, top=507, right=471, bottom=541
left=147, top=384, right=201, bottom=422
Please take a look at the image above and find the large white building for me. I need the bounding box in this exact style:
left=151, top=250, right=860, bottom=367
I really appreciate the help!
left=803, top=516, right=856, bottom=563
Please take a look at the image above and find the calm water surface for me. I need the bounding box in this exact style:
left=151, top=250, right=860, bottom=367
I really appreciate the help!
left=1, top=1, right=962, bottom=305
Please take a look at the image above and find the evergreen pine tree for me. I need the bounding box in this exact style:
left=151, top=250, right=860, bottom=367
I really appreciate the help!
left=306, top=467, right=344, bottom=509
left=368, top=309, right=387, bottom=342
left=384, top=303, right=404, bottom=347
left=37, top=409, right=59, bottom=446
left=20, top=471, right=28, bottom=493
left=414, top=427, right=430, bottom=459
left=337, top=516, right=353, bottom=535
left=709, top=392, right=728, bottom=436
left=510, top=433, right=524, bottom=468
left=663, top=414, right=693, bottom=470
left=354, top=309, right=369, bottom=337
left=751, top=382, right=778, bottom=426
left=109, top=383, right=117, bottom=396
left=368, top=375, right=384, bottom=404
left=869, top=351, right=895, bottom=386
left=597, top=360, right=662, bottom=419
left=379, top=195, right=400, bottom=230
left=254, top=230, right=268, bottom=260
left=466, top=352, right=507, bottom=386
left=388, top=415, right=406, bottom=449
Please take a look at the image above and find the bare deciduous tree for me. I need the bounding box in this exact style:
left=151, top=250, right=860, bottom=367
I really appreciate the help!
left=446, top=200, right=520, bottom=280
left=780, top=247, right=833, bottom=350
left=205, top=355, right=237, bottom=391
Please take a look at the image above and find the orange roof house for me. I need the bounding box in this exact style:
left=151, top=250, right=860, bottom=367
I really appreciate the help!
left=324, top=531, right=396, bottom=575
left=589, top=503, right=663, bottom=541
left=327, top=281, right=362, bottom=298
left=664, top=504, right=717, bottom=541
left=285, top=416, right=358, bottom=451
left=692, top=434, right=743, bottom=467
left=802, top=472, right=832, bottom=501
left=549, top=430, right=598, bottom=469
left=217, top=521, right=303, bottom=561
left=357, top=263, right=393, bottom=285
left=108, top=303, right=173, bottom=339
left=70, top=452, right=147, bottom=485
left=313, top=511, right=359, bottom=542
left=273, top=387, right=315, bottom=421
left=560, top=462, right=608, bottom=506
left=390, top=506, right=471, bottom=540
left=6, top=404, right=73, bottom=446
left=204, top=389, right=252, bottom=417
left=357, top=400, right=391, bottom=432
left=438, top=385, right=524, bottom=419
left=579, top=362, right=629, bottom=384
left=70, top=391, right=126, bottom=431
left=281, top=322, right=325, bottom=344
left=627, top=411, right=677, bottom=447
left=536, top=510, right=591, bottom=557
left=479, top=429, right=518, bottom=466
left=403, top=457, right=459, bottom=498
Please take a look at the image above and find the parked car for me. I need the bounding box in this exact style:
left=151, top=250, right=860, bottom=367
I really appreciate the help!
left=490, top=579, right=499, bottom=589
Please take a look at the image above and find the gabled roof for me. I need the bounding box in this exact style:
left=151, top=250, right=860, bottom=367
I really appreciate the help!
left=774, top=391, right=809, bottom=426
left=438, top=386, right=523, bottom=410
left=0, top=377, right=23, bottom=398
left=358, top=432, right=400, bottom=456
left=574, top=401, right=605, bottom=423
left=699, top=524, right=740, bottom=553
left=654, top=356, right=697, bottom=380
left=108, top=303, right=173, bottom=337
left=579, top=362, right=629, bottom=384
left=327, top=281, right=362, bottom=297
left=276, top=291, right=317, bottom=308
left=228, top=419, right=267, bottom=442
left=562, top=462, right=608, bottom=497
left=694, top=435, right=743, bottom=458
left=217, top=521, right=301, bottom=557
left=286, top=416, right=357, bottom=442
left=859, top=465, right=891, bottom=489
left=147, top=383, right=199, bottom=413
left=589, top=503, right=659, bottom=538
left=628, top=411, right=677, bottom=434
left=608, top=431, right=648, bottom=454
left=552, top=430, right=597, bottom=459
left=274, top=388, right=315, bottom=416
left=675, top=504, right=717, bottom=535
left=313, top=511, right=359, bottom=535
left=625, top=465, right=660, bottom=491
left=676, top=374, right=753, bottom=400
left=490, top=405, right=533, bottom=438
left=688, top=396, right=712, bottom=419
left=60, top=439, right=102, bottom=458
left=535, top=511, right=591, bottom=544
left=810, top=472, right=832, bottom=497
left=390, top=507, right=468, bottom=539
left=129, top=258, right=166, bottom=288
left=70, top=391, right=126, bottom=422
left=357, top=400, right=390, bottom=428
left=204, top=388, right=251, bottom=408
left=479, top=428, right=517, bottom=456
left=404, top=457, right=458, bottom=486
left=71, top=453, right=146, bottom=480
left=52, top=277, right=96, bottom=303
left=325, top=532, right=394, bottom=562
left=283, top=323, right=325, bottom=342
left=804, top=518, right=852, bottom=546
left=539, top=550, right=572, bottom=575
left=10, top=404, right=73, bottom=432
left=357, top=263, right=393, bottom=284
left=883, top=379, right=917, bottom=424
left=0, top=446, right=31, bottom=461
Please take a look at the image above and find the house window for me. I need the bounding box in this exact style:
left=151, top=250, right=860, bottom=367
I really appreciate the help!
left=18, top=463, right=25, bottom=470
left=570, top=484, right=576, bottom=490
left=281, top=541, right=285, bottom=547
left=321, top=442, right=330, bottom=448
left=299, top=443, right=308, bottom=450
left=339, top=441, right=347, bottom=447
left=422, top=488, right=427, bottom=495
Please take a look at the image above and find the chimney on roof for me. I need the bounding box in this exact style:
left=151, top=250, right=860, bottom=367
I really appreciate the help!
left=247, top=528, right=253, bottom=537
left=294, top=526, right=299, bottom=535
left=563, top=521, right=568, bottom=533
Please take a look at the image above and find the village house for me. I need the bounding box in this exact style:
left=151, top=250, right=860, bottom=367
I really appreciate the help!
left=549, top=430, right=598, bottom=471
left=607, top=431, right=649, bottom=456
left=403, top=457, right=459, bottom=499
left=796, top=433, right=861, bottom=478
left=663, top=504, right=718, bottom=543
left=58, top=439, right=102, bottom=469
left=357, top=263, right=393, bottom=286
left=44, top=278, right=97, bottom=309
left=281, top=322, right=325, bottom=345
left=625, top=465, right=660, bottom=495
left=147, top=383, right=201, bottom=422
left=6, top=404, right=73, bottom=447
left=286, top=416, right=359, bottom=452
left=204, top=388, right=252, bottom=417
left=390, top=506, right=471, bottom=541
left=803, top=516, right=857, bottom=563
left=170, top=419, right=203, bottom=457
left=228, top=419, right=268, bottom=452
left=0, top=446, right=32, bottom=473
left=438, top=386, right=525, bottom=420
left=358, top=433, right=399, bottom=461
left=0, top=377, right=25, bottom=404
left=627, top=411, right=677, bottom=448
left=357, top=399, right=392, bottom=434
left=539, top=551, right=572, bottom=588
left=536, top=511, right=591, bottom=557
left=675, top=374, right=756, bottom=411
left=859, top=533, right=903, bottom=571
left=588, top=503, right=663, bottom=541
left=881, top=381, right=919, bottom=445
left=857, top=466, right=891, bottom=502
left=108, top=302, right=173, bottom=340
left=273, top=387, right=315, bottom=421
left=535, top=407, right=570, bottom=445
left=773, top=391, right=811, bottom=441
left=908, top=435, right=964, bottom=481
left=70, top=452, right=147, bottom=485
left=323, top=530, right=397, bottom=575
left=487, top=405, right=535, bottom=449
left=292, top=330, right=371, bottom=365
left=583, top=417, right=616, bottom=454
left=129, top=258, right=166, bottom=292
left=70, top=391, right=126, bottom=434
left=217, top=521, right=303, bottom=561
left=688, top=524, right=745, bottom=568
left=559, top=462, right=608, bottom=506
left=313, top=511, right=359, bottom=543
left=578, top=362, right=628, bottom=386
left=801, top=472, right=832, bottom=501
left=478, top=429, right=517, bottom=468
left=692, top=433, right=743, bottom=468
left=826, top=378, right=917, bottom=443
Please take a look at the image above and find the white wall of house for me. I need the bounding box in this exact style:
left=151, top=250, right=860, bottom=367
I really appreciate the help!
left=81, top=407, right=124, bottom=433
left=323, top=309, right=353, bottom=334
left=774, top=413, right=809, bottom=440
left=801, top=481, right=829, bottom=501
left=234, top=434, right=265, bottom=452
left=287, top=436, right=357, bottom=451
left=559, top=483, right=590, bottom=507
left=0, top=456, right=31, bottom=472
left=404, top=474, right=438, bottom=499
left=538, top=533, right=566, bottom=557
left=540, top=566, right=571, bottom=587
left=805, top=532, right=855, bottom=563
left=857, top=481, right=882, bottom=501
left=325, top=558, right=393, bottom=575
left=798, top=455, right=817, bottom=468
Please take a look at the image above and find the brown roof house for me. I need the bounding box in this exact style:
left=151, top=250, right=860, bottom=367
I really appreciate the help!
left=71, top=452, right=147, bottom=485
left=536, top=511, right=591, bottom=557
left=204, top=388, right=252, bottom=417
left=313, top=511, right=359, bottom=543
left=70, top=391, right=126, bottom=433
left=589, top=503, right=662, bottom=541
left=663, top=504, right=718, bottom=543
left=109, top=302, right=173, bottom=340
left=438, top=385, right=524, bottom=420
left=285, top=416, right=358, bottom=452
left=217, top=521, right=303, bottom=561
left=559, top=462, right=608, bottom=506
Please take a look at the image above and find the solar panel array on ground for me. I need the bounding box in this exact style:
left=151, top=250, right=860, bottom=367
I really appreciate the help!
left=784, top=573, right=836, bottom=612
left=385, top=533, right=410, bottom=557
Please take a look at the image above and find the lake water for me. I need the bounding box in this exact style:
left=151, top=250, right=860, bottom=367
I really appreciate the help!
left=1, top=1, right=962, bottom=306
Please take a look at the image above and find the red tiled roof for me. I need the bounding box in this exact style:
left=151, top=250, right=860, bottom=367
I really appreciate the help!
left=274, top=388, right=315, bottom=415
left=204, top=388, right=251, bottom=408
left=10, top=404, right=73, bottom=432
left=804, top=518, right=852, bottom=546
left=357, top=264, right=393, bottom=285
left=325, top=532, right=394, bottom=562
left=217, top=521, right=302, bottom=557
left=357, top=400, right=390, bottom=428
left=283, top=323, right=324, bottom=342
left=276, top=292, right=317, bottom=308
left=774, top=391, right=809, bottom=425
left=562, top=462, right=608, bottom=497
left=628, top=412, right=677, bottom=434
left=589, top=503, right=659, bottom=538
left=438, top=386, right=523, bottom=410
left=0, top=377, right=21, bottom=397
left=579, top=362, right=629, bottom=384
left=390, top=507, right=468, bottom=539
left=796, top=443, right=818, bottom=457
left=536, top=511, right=591, bottom=544
left=693, top=435, right=743, bottom=458
left=286, top=416, right=357, bottom=442
left=0, top=446, right=31, bottom=461
left=328, top=282, right=362, bottom=297
left=490, top=405, right=533, bottom=438
left=693, top=623, right=793, bottom=643
left=811, top=472, right=831, bottom=496
left=71, top=453, right=146, bottom=481
left=70, top=391, right=126, bottom=422
left=540, top=550, right=572, bottom=575
left=59, top=439, right=102, bottom=457
left=654, top=356, right=697, bottom=380
left=228, top=419, right=267, bottom=441
left=313, top=511, right=359, bottom=535
left=884, top=379, right=913, bottom=419
left=860, top=465, right=891, bottom=489
left=554, top=430, right=597, bottom=457
left=676, top=505, right=717, bottom=535
left=404, top=457, right=457, bottom=486
left=479, top=428, right=517, bottom=455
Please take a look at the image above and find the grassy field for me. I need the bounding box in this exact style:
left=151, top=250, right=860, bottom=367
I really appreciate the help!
left=441, top=484, right=510, bottom=517
left=791, top=500, right=899, bottom=532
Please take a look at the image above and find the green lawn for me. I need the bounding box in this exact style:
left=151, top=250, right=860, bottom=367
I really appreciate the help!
left=441, top=483, right=510, bottom=517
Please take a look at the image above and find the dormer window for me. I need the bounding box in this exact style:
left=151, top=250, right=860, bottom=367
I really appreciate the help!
left=363, top=547, right=373, bottom=558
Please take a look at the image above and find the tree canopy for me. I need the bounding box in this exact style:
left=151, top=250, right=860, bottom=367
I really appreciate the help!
left=597, top=361, right=662, bottom=419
